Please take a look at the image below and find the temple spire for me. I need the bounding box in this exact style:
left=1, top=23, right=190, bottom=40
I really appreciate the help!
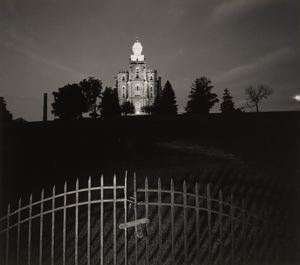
left=130, top=39, right=144, bottom=62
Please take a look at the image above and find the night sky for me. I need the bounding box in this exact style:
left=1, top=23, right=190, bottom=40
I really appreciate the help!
left=0, top=0, right=299, bottom=121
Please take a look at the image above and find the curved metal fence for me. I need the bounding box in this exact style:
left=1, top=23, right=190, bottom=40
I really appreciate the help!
left=0, top=172, right=287, bottom=265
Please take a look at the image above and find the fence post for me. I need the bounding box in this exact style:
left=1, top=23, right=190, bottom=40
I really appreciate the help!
left=195, top=182, right=200, bottom=265
left=39, top=190, right=44, bottom=265
left=183, top=180, right=188, bottom=264
left=207, top=184, right=212, bottom=265
left=124, top=171, right=128, bottom=265
left=158, top=178, right=162, bottom=265
left=218, top=190, right=224, bottom=264
left=145, top=177, right=149, bottom=265
left=17, top=199, right=21, bottom=265
left=28, top=194, right=32, bottom=265
left=100, top=175, right=104, bottom=265
left=87, top=177, right=91, bottom=265
left=5, top=203, right=10, bottom=265
left=170, top=179, right=175, bottom=265
left=63, top=183, right=67, bottom=265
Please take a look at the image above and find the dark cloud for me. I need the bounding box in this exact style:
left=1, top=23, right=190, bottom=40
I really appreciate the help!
left=0, top=0, right=299, bottom=120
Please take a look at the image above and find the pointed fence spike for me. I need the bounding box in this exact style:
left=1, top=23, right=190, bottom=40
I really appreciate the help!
left=113, top=174, right=116, bottom=185
left=76, top=179, right=79, bottom=189
left=171, top=178, right=174, bottom=187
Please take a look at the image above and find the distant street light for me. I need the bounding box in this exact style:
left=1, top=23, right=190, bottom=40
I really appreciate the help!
left=294, top=95, right=300, bottom=102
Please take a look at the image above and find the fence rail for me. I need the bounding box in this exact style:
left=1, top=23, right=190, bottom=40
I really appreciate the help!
left=0, top=172, right=288, bottom=265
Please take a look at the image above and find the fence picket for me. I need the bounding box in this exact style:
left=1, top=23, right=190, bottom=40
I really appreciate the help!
left=133, top=173, right=138, bottom=265
left=124, top=171, right=128, bottom=265
left=39, top=190, right=44, bottom=265
left=50, top=187, right=55, bottom=265
left=100, top=175, right=104, bottom=265
left=5, top=204, right=10, bottom=265
left=75, top=180, right=79, bottom=265
left=28, top=194, right=32, bottom=265
left=183, top=180, right=188, bottom=264
left=158, top=178, right=162, bottom=265
left=207, top=184, right=212, bottom=265
left=63, top=183, right=67, bottom=265
left=113, top=174, right=117, bottom=265
left=170, top=179, right=175, bottom=265
left=145, top=177, right=149, bottom=265
left=219, top=190, right=224, bottom=264
left=87, top=177, right=91, bottom=265
left=195, top=182, right=200, bottom=265
left=242, top=200, right=246, bottom=265
left=17, top=199, right=21, bottom=265
left=230, top=195, right=235, bottom=265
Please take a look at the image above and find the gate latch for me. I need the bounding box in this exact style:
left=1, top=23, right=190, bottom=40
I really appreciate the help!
left=119, top=218, right=150, bottom=238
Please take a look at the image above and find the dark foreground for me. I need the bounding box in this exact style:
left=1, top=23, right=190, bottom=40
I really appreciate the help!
left=0, top=111, right=299, bottom=263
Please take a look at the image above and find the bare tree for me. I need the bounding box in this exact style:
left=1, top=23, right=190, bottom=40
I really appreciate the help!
left=245, top=84, right=273, bottom=112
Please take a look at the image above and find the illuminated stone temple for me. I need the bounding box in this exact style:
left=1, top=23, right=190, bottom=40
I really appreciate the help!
left=115, top=39, right=161, bottom=114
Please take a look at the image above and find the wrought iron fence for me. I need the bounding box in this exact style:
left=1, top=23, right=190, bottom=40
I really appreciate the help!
left=0, top=172, right=287, bottom=265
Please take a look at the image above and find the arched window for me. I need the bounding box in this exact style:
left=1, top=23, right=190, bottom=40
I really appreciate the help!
left=122, top=75, right=125, bottom=81
left=150, top=75, right=153, bottom=81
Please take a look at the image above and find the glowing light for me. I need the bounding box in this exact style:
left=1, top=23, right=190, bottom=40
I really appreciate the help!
left=294, top=95, right=300, bottom=102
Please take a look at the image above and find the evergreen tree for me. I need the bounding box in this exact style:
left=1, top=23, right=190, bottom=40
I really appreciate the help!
left=100, top=87, right=121, bottom=117
left=185, top=77, right=219, bottom=114
left=220, top=88, right=235, bottom=113
left=121, top=101, right=135, bottom=116
left=79, top=77, right=102, bottom=118
left=0, top=97, right=13, bottom=122
left=52, top=84, right=87, bottom=120
left=159, top=81, right=177, bottom=115
left=151, top=93, right=162, bottom=115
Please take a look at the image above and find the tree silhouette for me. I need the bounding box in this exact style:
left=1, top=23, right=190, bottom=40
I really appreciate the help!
left=185, top=77, right=219, bottom=114
left=220, top=88, right=235, bottom=113
left=100, top=87, right=121, bottom=117
left=245, top=84, right=273, bottom=112
left=52, top=84, right=87, bottom=120
left=79, top=77, right=102, bottom=118
left=121, top=101, right=135, bottom=116
left=151, top=93, right=162, bottom=115
left=0, top=97, right=13, bottom=122
left=159, top=81, right=177, bottom=115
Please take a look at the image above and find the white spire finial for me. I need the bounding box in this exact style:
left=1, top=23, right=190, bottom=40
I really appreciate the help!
left=131, top=38, right=144, bottom=62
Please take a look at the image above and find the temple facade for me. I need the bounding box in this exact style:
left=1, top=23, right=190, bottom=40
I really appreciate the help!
left=115, top=39, right=161, bottom=114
